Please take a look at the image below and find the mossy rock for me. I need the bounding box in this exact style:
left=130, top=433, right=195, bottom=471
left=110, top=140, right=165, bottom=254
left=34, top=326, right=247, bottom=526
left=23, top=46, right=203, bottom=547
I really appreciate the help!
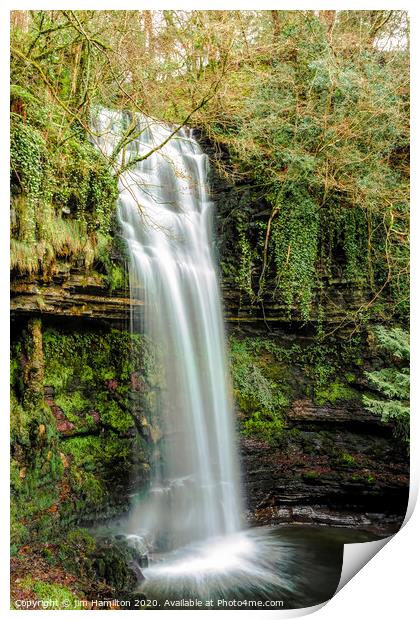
left=314, top=380, right=360, bottom=405
left=19, top=578, right=80, bottom=610
left=59, top=529, right=138, bottom=596
left=10, top=323, right=160, bottom=548
left=301, top=470, right=322, bottom=481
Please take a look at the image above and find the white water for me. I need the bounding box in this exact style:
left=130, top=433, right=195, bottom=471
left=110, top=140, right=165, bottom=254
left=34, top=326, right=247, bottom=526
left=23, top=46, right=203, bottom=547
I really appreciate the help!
left=91, top=110, right=357, bottom=608
left=93, top=109, right=242, bottom=549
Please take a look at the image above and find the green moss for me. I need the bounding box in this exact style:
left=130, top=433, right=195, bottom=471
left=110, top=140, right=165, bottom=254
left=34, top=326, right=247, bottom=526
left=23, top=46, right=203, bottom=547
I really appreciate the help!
left=55, top=391, right=91, bottom=425
left=11, top=324, right=158, bottom=548
left=43, top=327, right=160, bottom=434
left=10, top=384, right=64, bottom=545
left=10, top=89, right=119, bottom=275
left=10, top=391, right=31, bottom=446
left=61, top=431, right=149, bottom=514
left=57, top=529, right=138, bottom=595
left=69, top=469, right=105, bottom=505
left=340, top=452, right=356, bottom=466
left=242, top=410, right=285, bottom=443
left=43, top=357, right=74, bottom=392
left=229, top=333, right=369, bottom=440
left=351, top=472, right=375, bottom=484
left=10, top=506, right=29, bottom=551
left=315, top=380, right=359, bottom=405
left=41, top=546, right=56, bottom=565
left=20, top=578, right=79, bottom=610
left=57, top=528, right=97, bottom=578
left=67, top=528, right=96, bottom=554
left=95, top=394, right=134, bottom=433
left=64, top=434, right=130, bottom=467
left=302, top=470, right=322, bottom=480
left=227, top=330, right=378, bottom=454
left=108, top=264, right=127, bottom=292
left=230, top=337, right=289, bottom=412
left=54, top=388, right=134, bottom=434
left=43, top=327, right=153, bottom=388
left=230, top=336, right=290, bottom=443
left=10, top=343, right=21, bottom=386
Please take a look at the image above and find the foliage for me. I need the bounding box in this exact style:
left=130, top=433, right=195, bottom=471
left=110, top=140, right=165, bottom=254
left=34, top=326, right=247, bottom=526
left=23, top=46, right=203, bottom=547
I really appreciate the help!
left=363, top=326, right=409, bottom=444
left=203, top=11, right=409, bottom=323
left=229, top=336, right=289, bottom=443
left=10, top=9, right=236, bottom=276
left=10, top=81, right=118, bottom=275
left=19, top=578, right=79, bottom=610
left=10, top=10, right=409, bottom=324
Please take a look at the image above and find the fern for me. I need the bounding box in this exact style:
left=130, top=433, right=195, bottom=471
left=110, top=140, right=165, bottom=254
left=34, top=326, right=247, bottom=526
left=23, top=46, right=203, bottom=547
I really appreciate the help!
left=363, top=326, right=409, bottom=445
left=372, top=326, right=409, bottom=360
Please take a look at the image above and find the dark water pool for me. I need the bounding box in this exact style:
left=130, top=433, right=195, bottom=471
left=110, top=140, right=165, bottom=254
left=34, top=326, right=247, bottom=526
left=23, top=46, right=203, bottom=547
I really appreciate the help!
left=129, top=525, right=380, bottom=610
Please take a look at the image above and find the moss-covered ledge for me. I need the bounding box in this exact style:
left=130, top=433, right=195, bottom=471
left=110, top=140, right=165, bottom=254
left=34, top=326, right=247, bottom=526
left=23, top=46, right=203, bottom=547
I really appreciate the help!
left=11, top=267, right=380, bottom=328
left=10, top=268, right=141, bottom=322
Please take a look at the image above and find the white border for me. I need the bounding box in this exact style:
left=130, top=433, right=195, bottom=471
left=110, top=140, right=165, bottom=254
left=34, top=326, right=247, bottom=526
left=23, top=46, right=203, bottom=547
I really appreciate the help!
left=2, top=2, right=418, bottom=619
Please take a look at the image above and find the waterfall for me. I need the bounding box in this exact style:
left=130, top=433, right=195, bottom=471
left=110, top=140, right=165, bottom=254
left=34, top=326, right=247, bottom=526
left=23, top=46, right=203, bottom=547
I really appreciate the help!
left=91, top=109, right=344, bottom=608
left=93, top=109, right=242, bottom=548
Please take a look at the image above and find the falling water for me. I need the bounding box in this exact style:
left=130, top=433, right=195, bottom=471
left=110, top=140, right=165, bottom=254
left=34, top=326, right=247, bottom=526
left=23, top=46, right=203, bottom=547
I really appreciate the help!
left=92, top=109, right=367, bottom=609
left=93, top=108, right=241, bottom=548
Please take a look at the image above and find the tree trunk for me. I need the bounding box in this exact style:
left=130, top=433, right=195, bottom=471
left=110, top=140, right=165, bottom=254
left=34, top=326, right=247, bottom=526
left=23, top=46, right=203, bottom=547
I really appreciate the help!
left=23, top=318, right=44, bottom=410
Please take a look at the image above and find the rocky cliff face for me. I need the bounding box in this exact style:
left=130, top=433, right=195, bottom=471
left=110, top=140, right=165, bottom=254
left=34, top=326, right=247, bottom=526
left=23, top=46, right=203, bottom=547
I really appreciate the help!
left=240, top=403, right=408, bottom=536
left=11, top=272, right=409, bottom=542
left=10, top=146, right=409, bottom=545
left=205, top=135, right=409, bottom=536
left=225, top=326, right=408, bottom=537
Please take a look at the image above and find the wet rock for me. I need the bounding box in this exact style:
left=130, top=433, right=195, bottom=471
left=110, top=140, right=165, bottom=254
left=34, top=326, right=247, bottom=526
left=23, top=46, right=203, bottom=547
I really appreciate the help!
left=92, top=538, right=138, bottom=593
left=44, top=393, right=75, bottom=435
left=128, top=560, right=145, bottom=583
left=60, top=531, right=140, bottom=596
left=241, top=409, right=409, bottom=537
left=10, top=271, right=141, bottom=323
left=120, top=534, right=149, bottom=569
left=288, top=399, right=384, bottom=427
left=250, top=505, right=405, bottom=537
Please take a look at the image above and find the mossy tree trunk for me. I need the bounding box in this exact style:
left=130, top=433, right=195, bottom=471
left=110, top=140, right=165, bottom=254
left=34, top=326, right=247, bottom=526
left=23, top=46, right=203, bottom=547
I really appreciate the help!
left=23, top=318, right=45, bottom=411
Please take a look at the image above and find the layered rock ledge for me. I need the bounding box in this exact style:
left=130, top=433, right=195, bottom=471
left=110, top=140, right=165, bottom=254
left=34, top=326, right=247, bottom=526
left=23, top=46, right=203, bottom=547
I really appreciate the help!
left=12, top=270, right=375, bottom=328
